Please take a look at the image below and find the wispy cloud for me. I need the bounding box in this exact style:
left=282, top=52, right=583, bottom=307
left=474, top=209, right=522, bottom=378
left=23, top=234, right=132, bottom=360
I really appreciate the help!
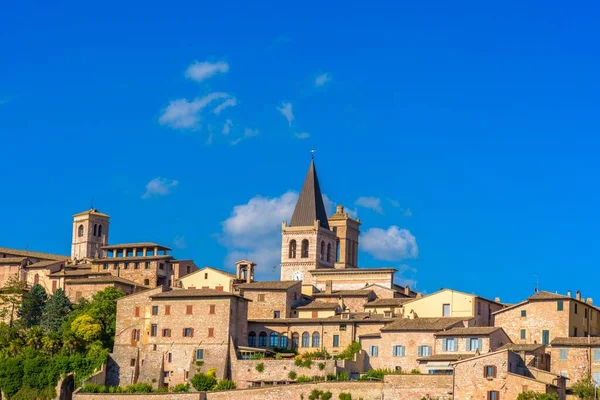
left=230, top=127, right=260, bottom=146
left=142, top=177, right=179, bottom=199
left=387, top=198, right=412, bottom=217
left=355, top=196, right=384, bottom=214
left=315, top=73, right=331, bottom=87
left=159, top=92, right=230, bottom=129
left=361, top=225, right=418, bottom=261
left=222, top=119, right=233, bottom=135
left=276, top=102, right=294, bottom=126
left=213, top=98, right=238, bottom=115
left=395, top=264, right=418, bottom=289
left=173, top=236, right=187, bottom=249
left=185, top=61, right=229, bottom=82
left=295, top=132, right=310, bottom=139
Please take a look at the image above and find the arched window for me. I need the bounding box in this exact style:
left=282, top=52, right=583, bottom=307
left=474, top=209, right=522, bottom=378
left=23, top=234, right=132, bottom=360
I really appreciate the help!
left=269, top=332, right=279, bottom=347
left=289, top=240, right=297, bottom=259
left=78, top=225, right=84, bottom=237
left=34, top=274, right=39, bottom=284
left=312, top=331, right=320, bottom=348
left=291, top=332, right=299, bottom=349
left=320, top=241, right=325, bottom=260
left=327, top=243, right=331, bottom=262
left=248, top=332, right=256, bottom=347
left=258, top=331, right=267, bottom=347
left=98, top=225, right=103, bottom=237
left=93, top=224, right=98, bottom=236
left=301, top=332, right=310, bottom=347
left=301, top=240, right=309, bottom=258
left=280, top=334, right=288, bottom=348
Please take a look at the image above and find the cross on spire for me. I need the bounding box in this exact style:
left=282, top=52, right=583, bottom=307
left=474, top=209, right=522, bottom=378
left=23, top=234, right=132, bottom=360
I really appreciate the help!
left=310, top=148, right=315, bottom=160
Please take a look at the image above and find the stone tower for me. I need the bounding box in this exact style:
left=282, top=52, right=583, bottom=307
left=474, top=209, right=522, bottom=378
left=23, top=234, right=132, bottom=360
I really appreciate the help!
left=328, top=205, right=361, bottom=268
left=280, top=160, right=336, bottom=283
left=71, top=208, right=110, bottom=261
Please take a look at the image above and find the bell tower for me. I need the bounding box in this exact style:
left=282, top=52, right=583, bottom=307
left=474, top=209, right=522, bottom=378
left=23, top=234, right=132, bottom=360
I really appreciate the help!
left=327, top=205, right=361, bottom=268
left=71, top=208, right=110, bottom=261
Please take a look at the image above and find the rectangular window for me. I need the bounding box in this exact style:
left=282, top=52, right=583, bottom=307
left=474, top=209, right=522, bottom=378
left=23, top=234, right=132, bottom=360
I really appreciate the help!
left=575, top=303, right=578, bottom=314
left=370, top=345, right=378, bottom=357
left=117, top=250, right=123, bottom=257
left=333, top=335, right=340, bottom=348
left=163, top=371, right=169, bottom=378
left=183, top=328, right=193, bottom=337
left=127, top=250, right=134, bottom=257
left=107, top=250, right=114, bottom=258
left=585, top=308, right=589, bottom=319
left=145, top=262, right=150, bottom=269
left=520, top=329, right=526, bottom=340
left=593, top=372, right=600, bottom=387
left=209, top=305, right=215, bottom=314
left=393, top=345, right=405, bottom=357
left=340, top=324, right=347, bottom=331
left=521, top=310, right=527, bottom=317
left=196, top=349, right=204, bottom=360
left=147, top=250, right=154, bottom=256
left=150, top=324, right=158, bottom=337
left=159, top=263, right=164, bottom=270
left=186, top=305, right=193, bottom=315
left=312, top=311, right=318, bottom=318
left=542, top=330, right=550, bottom=345
left=165, top=305, right=170, bottom=315
left=162, top=328, right=171, bottom=337
left=258, top=294, right=265, bottom=302
left=442, top=304, right=450, bottom=317
left=123, top=262, right=129, bottom=269
left=130, top=358, right=136, bottom=367
left=484, top=365, right=496, bottom=378
left=488, top=390, right=499, bottom=400
left=167, top=353, right=172, bottom=363
left=204, top=273, right=208, bottom=279
left=134, top=262, right=140, bottom=269
left=136, top=250, right=143, bottom=257
left=103, top=263, right=109, bottom=270
left=560, top=371, right=568, bottom=377
left=135, top=307, right=140, bottom=317
left=152, top=305, right=158, bottom=315
left=574, top=327, right=578, bottom=337
left=273, top=311, right=281, bottom=318
left=477, top=302, right=482, bottom=316
left=467, top=338, right=482, bottom=351
left=443, top=338, right=457, bottom=352
left=208, top=328, right=214, bottom=337
left=184, top=371, right=189, bottom=380
left=113, top=263, right=118, bottom=270
left=594, top=349, right=600, bottom=361
left=560, top=348, right=567, bottom=361
left=132, top=329, right=140, bottom=341
left=418, top=345, right=432, bottom=357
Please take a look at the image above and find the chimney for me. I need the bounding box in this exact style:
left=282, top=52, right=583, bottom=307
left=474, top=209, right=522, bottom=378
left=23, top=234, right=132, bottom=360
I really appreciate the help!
left=336, top=205, right=344, bottom=214
left=567, top=290, right=572, bottom=298
left=338, top=296, right=345, bottom=311
left=325, top=280, right=333, bottom=294
left=495, top=297, right=501, bottom=303
left=576, top=290, right=581, bottom=301
left=404, top=285, right=410, bottom=296
left=587, top=298, right=594, bottom=305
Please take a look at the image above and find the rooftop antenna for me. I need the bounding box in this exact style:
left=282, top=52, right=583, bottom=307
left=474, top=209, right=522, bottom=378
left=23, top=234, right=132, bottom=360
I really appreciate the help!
left=534, top=274, right=539, bottom=293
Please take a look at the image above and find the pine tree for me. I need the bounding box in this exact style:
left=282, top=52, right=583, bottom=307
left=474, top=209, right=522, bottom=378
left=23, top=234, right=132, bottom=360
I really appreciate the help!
left=17, top=284, right=48, bottom=328
left=0, top=274, right=27, bottom=327
left=40, top=288, right=72, bottom=333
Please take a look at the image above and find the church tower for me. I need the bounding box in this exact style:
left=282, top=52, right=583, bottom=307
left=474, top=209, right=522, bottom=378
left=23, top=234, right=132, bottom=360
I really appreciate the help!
left=328, top=205, right=361, bottom=269
left=280, top=159, right=337, bottom=284
left=71, top=208, right=110, bottom=261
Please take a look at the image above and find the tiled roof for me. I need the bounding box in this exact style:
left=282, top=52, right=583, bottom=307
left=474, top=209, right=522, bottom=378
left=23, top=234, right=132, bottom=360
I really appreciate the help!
left=0, top=247, right=68, bottom=261
left=289, top=159, right=330, bottom=229
left=73, top=208, right=110, bottom=218
left=248, top=312, right=393, bottom=324
left=358, top=333, right=381, bottom=339
left=435, top=327, right=501, bottom=336
left=0, top=257, right=27, bottom=264
left=550, top=337, right=600, bottom=347
left=93, top=255, right=173, bottom=262
left=151, top=288, right=247, bottom=300
left=26, top=260, right=64, bottom=268
left=380, top=317, right=467, bottom=332
left=295, top=302, right=339, bottom=310
left=364, top=298, right=413, bottom=307
left=49, top=269, right=111, bottom=277
left=102, top=243, right=171, bottom=250
left=313, top=290, right=374, bottom=297
left=494, top=291, right=599, bottom=315
left=497, top=343, right=545, bottom=352
left=417, top=354, right=475, bottom=362
left=67, top=276, right=140, bottom=286
left=237, top=281, right=300, bottom=290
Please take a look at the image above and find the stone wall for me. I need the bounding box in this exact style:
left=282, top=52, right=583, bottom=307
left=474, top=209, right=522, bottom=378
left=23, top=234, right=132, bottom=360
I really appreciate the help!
left=74, top=392, right=205, bottom=400
left=230, top=359, right=336, bottom=388
left=206, top=382, right=382, bottom=400
left=383, top=374, right=453, bottom=399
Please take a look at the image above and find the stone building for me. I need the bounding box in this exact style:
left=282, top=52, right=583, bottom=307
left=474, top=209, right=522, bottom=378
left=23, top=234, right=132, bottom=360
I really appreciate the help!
left=550, top=337, right=600, bottom=385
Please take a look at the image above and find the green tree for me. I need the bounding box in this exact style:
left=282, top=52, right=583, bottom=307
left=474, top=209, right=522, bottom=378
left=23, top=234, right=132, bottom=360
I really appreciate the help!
left=71, top=314, right=102, bottom=342
left=190, top=373, right=217, bottom=391
left=570, top=377, right=597, bottom=400
left=0, top=275, right=27, bottom=327
left=40, top=289, right=72, bottom=333
left=0, top=356, right=24, bottom=398
left=86, top=287, right=124, bottom=348
left=18, top=284, right=48, bottom=327
left=517, top=391, right=559, bottom=400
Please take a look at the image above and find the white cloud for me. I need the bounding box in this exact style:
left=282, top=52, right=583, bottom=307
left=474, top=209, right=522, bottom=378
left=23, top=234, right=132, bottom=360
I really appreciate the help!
left=174, top=236, right=187, bottom=249
left=361, top=225, right=418, bottom=261
left=295, top=132, right=310, bottom=139
left=213, top=98, right=238, bottom=115
left=185, top=61, right=229, bottom=82
left=355, top=196, right=384, bottom=214
left=159, top=92, right=230, bottom=129
left=230, top=138, right=243, bottom=146
left=403, top=208, right=413, bottom=217
left=142, top=177, right=179, bottom=199
left=386, top=198, right=412, bottom=217
left=222, top=119, right=233, bottom=135
left=244, top=128, right=259, bottom=138
left=315, top=73, right=331, bottom=87
left=276, top=102, right=294, bottom=126
left=387, top=198, right=401, bottom=208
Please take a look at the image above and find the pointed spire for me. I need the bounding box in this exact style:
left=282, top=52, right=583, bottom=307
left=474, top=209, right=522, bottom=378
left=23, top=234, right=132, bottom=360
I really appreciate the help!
left=290, top=159, right=330, bottom=229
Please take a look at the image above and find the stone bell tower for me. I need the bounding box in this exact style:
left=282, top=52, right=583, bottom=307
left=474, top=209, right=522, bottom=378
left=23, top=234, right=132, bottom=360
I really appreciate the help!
left=71, top=208, right=110, bottom=261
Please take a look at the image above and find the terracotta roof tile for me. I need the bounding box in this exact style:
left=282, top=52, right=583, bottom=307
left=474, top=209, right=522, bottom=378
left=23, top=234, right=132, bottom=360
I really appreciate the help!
left=151, top=288, right=248, bottom=300
left=237, top=281, right=300, bottom=290
left=364, top=298, right=413, bottom=307
left=0, top=248, right=68, bottom=261
left=380, top=317, right=467, bottom=332
left=73, top=208, right=110, bottom=218
left=313, top=290, right=373, bottom=297
left=0, top=257, right=27, bottom=264
left=102, top=243, right=171, bottom=250
left=497, top=343, right=545, bottom=352
left=550, top=337, right=600, bottom=347
left=417, top=354, right=475, bottom=362
left=67, top=276, right=141, bottom=286
left=26, top=260, right=64, bottom=268
left=295, top=302, right=340, bottom=310
left=435, top=327, right=502, bottom=336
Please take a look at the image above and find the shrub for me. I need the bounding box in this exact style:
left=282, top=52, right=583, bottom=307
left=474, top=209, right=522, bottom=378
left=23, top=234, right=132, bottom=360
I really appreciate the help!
left=173, top=383, right=190, bottom=393
left=275, top=353, right=283, bottom=360
left=295, top=358, right=303, bottom=366
left=80, top=383, right=106, bottom=393
left=517, top=392, right=559, bottom=400
left=309, top=389, right=323, bottom=400
left=302, top=359, right=313, bottom=368
left=123, top=383, right=152, bottom=393
left=195, top=360, right=204, bottom=366
left=250, top=353, right=263, bottom=360
left=333, top=342, right=361, bottom=360
left=206, top=367, right=217, bottom=378
left=339, top=393, right=352, bottom=400
left=322, top=392, right=332, bottom=400
left=337, top=371, right=350, bottom=381
left=410, top=369, right=421, bottom=374
left=318, top=362, right=326, bottom=370
left=256, top=362, right=265, bottom=373
left=288, top=370, right=297, bottom=380
left=214, top=379, right=236, bottom=391
left=296, top=375, right=312, bottom=383
left=191, top=373, right=217, bottom=391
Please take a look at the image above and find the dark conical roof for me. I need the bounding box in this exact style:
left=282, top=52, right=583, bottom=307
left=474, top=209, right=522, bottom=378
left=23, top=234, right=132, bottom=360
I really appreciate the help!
left=290, top=160, right=330, bottom=229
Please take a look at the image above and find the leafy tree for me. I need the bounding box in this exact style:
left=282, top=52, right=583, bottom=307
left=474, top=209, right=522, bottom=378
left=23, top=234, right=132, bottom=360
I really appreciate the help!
left=71, top=314, right=102, bottom=342
left=86, top=287, right=124, bottom=348
left=213, top=379, right=236, bottom=391
left=570, top=377, right=597, bottom=400
left=0, top=356, right=24, bottom=398
left=517, top=391, right=559, bottom=400
left=40, top=289, right=72, bottom=333
left=18, top=284, right=48, bottom=327
left=191, top=373, right=217, bottom=391
left=0, top=275, right=27, bottom=327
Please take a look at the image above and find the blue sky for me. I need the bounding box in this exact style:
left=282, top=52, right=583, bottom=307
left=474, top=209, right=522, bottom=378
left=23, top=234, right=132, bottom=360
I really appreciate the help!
left=1, top=1, right=600, bottom=303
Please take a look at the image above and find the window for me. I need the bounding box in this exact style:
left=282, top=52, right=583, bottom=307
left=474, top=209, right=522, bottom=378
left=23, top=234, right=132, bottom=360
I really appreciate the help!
left=196, top=349, right=204, bottom=360
left=130, top=358, right=136, bottom=367
left=186, top=266, right=191, bottom=273
left=184, top=371, right=189, bottom=380
left=150, top=324, right=158, bottom=337
left=442, top=304, right=450, bottom=317
left=273, top=311, right=281, bottom=319
left=98, top=225, right=103, bottom=237
left=289, top=240, right=297, bottom=259
left=209, top=305, right=215, bottom=314
left=159, top=263, right=164, bottom=270
left=333, top=335, right=340, bottom=348
left=270, top=332, right=279, bottom=347
left=135, top=307, right=140, bottom=317
left=443, top=338, right=457, bottom=352
left=477, top=302, right=482, bottom=316
left=127, top=250, right=134, bottom=257
left=521, top=310, right=527, bottom=317
left=204, top=273, right=208, bottom=279
left=484, top=365, right=496, bottom=378
left=575, top=304, right=578, bottom=314
left=312, top=332, right=320, bottom=347
left=183, top=328, right=194, bottom=337
left=594, top=372, right=600, bottom=387
left=144, top=279, right=150, bottom=286
left=301, top=239, right=309, bottom=258
left=114, top=263, right=119, bottom=270
left=488, top=390, right=499, bottom=400
left=557, top=300, right=563, bottom=311
left=167, top=353, right=172, bottom=363
left=585, top=309, right=589, bottom=319
left=370, top=346, right=378, bottom=357
left=594, top=349, right=600, bottom=361
left=542, top=330, right=550, bottom=345
left=560, top=349, right=567, bottom=361
left=162, top=329, right=171, bottom=337
left=327, top=243, right=331, bottom=262
left=134, top=262, right=139, bottom=269
left=186, top=305, right=193, bottom=315
left=258, top=294, right=265, bottom=302
left=165, top=305, right=170, bottom=315
left=248, top=332, right=256, bottom=347
left=467, top=338, right=482, bottom=351
left=560, top=371, right=568, bottom=377
left=34, top=274, right=39, bottom=284
left=393, top=345, right=405, bottom=357
left=301, top=332, right=310, bottom=347
left=93, top=224, right=97, bottom=236
left=152, top=306, right=158, bottom=315
left=208, top=328, right=214, bottom=337
left=259, top=332, right=267, bottom=347
left=574, top=327, right=578, bottom=337
left=418, top=345, right=431, bottom=357
left=340, top=324, right=347, bottom=331
left=145, top=262, right=150, bottom=269
left=123, top=262, right=129, bottom=269
left=336, top=240, right=341, bottom=262
left=132, top=329, right=140, bottom=341
left=520, top=329, right=526, bottom=340
left=312, top=311, right=318, bottom=318
left=78, top=225, right=84, bottom=237
left=280, top=334, right=288, bottom=348
left=136, top=249, right=143, bottom=257
left=117, top=250, right=123, bottom=257
left=320, top=241, right=325, bottom=260
left=103, top=263, right=109, bottom=270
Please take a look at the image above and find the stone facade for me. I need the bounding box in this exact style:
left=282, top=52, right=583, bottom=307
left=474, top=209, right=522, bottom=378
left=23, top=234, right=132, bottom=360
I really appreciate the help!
left=230, top=359, right=336, bottom=388
left=238, top=282, right=302, bottom=319
left=550, top=337, right=600, bottom=386
left=71, top=209, right=109, bottom=261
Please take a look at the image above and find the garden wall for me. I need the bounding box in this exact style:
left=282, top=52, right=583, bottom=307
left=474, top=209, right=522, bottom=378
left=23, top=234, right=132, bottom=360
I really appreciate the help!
left=230, top=358, right=337, bottom=388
